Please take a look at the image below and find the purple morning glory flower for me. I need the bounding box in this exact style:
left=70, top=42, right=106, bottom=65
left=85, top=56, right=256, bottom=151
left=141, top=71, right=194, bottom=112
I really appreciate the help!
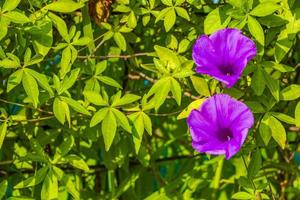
left=187, top=94, right=254, bottom=159
left=192, top=28, right=256, bottom=88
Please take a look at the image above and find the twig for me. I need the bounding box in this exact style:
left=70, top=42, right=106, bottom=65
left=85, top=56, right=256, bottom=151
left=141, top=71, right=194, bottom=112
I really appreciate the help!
left=0, top=98, right=53, bottom=115
left=289, top=127, right=300, bottom=132
left=77, top=52, right=149, bottom=60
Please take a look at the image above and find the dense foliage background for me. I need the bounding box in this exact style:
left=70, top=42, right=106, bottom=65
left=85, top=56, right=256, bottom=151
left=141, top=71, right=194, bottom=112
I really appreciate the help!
left=0, top=0, right=300, bottom=199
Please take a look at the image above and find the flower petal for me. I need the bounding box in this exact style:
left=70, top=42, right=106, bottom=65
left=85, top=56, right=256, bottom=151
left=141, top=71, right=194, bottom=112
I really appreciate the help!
left=192, top=35, right=221, bottom=74
left=209, top=28, right=256, bottom=75
left=187, top=94, right=254, bottom=159
left=192, top=28, right=256, bottom=88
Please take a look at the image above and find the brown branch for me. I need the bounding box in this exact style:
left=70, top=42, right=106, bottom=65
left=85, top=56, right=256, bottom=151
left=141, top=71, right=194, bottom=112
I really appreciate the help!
left=78, top=52, right=149, bottom=60
left=289, top=127, right=300, bottom=132
left=0, top=98, right=53, bottom=115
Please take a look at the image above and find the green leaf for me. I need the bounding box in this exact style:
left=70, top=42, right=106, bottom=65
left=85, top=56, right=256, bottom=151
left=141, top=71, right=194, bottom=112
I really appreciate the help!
left=112, top=93, right=141, bottom=107
left=29, top=18, right=53, bottom=56
left=155, top=7, right=171, bottom=23
left=232, top=192, right=253, bottom=199
left=113, top=170, right=141, bottom=199
left=250, top=2, right=281, bottom=17
left=0, top=18, right=8, bottom=41
left=129, top=112, right=144, bottom=153
left=164, top=8, right=176, bottom=32
left=248, top=16, right=264, bottom=47
left=0, top=180, right=8, bottom=199
left=96, top=76, right=122, bottom=88
left=263, top=71, right=280, bottom=101
left=280, top=84, right=300, bottom=101
left=22, top=70, right=39, bottom=107
left=41, top=172, right=58, bottom=200
left=7, top=69, right=23, bottom=92
left=248, top=149, right=262, bottom=178
left=190, top=76, right=210, bottom=97
left=270, top=112, right=295, bottom=125
left=25, top=69, right=53, bottom=96
left=48, top=12, right=69, bottom=42
left=142, top=112, right=152, bottom=135
left=296, top=102, right=300, bottom=127
left=245, top=101, right=265, bottom=113
left=147, top=78, right=171, bottom=110
left=102, top=110, right=117, bottom=151
left=83, top=91, right=108, bottom=106
left=128, top=11, right=137, bottom=28
left=2, top=0, right=21, bottom=12
left=53, top=97, right=70, bottom=125
left=0, top=58, right=20, bottom=68
left=166, top=34, right=178, bottom=49
left=204, top=7, right=231, bottom=34
left=90, top=108, right=109, bottom=127
left=55, top=133, right=74, bottom=159
left=170, top=77, right=181, bottom=105
left=0, top=121, right=8, bottom=149
left=275, top=21, right=296, bottom=63
left=114, top=32, right=127, bottom=51
left=72, top=37, right=92, bottom=46
left=95, top=60, right=107, bottom=75
left=60, top=96, right=90, bottom=116
left=60, top=68, right=80, bottom=93
left=66, top=155, right=90, bottom=171
left=4, top=11, right=30, bottom=24
left=269, top=116, right=286, bottom=149
left=175, top=7, right=190, bottom=21
left=178, top=39, right=190, bottom=53
left=44, top=0, right=84, bottom=13
left=61, top=47, right=72, bottom=76
left=112, top=108, right=131, bottom=133
left=161, top=0, right=173, bottom=6
left=154, top=45, right=180, bottom=69
left=259, top=113, right=272, bottom=146
left=14, top=167, right=48, bottom=188
left=62, top=175, right=80, bottom=199
left=177, top=99, right=205, bottom=120
left=251, top=68, right=265, bottom=96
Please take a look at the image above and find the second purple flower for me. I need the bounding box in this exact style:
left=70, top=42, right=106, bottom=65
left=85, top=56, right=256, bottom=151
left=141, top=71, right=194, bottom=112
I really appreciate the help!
left=192, top=28, right=257, bottom=88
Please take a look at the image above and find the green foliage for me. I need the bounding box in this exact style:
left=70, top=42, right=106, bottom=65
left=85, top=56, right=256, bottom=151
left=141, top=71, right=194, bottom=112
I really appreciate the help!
left=0, top=0, right=300, bottom=199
